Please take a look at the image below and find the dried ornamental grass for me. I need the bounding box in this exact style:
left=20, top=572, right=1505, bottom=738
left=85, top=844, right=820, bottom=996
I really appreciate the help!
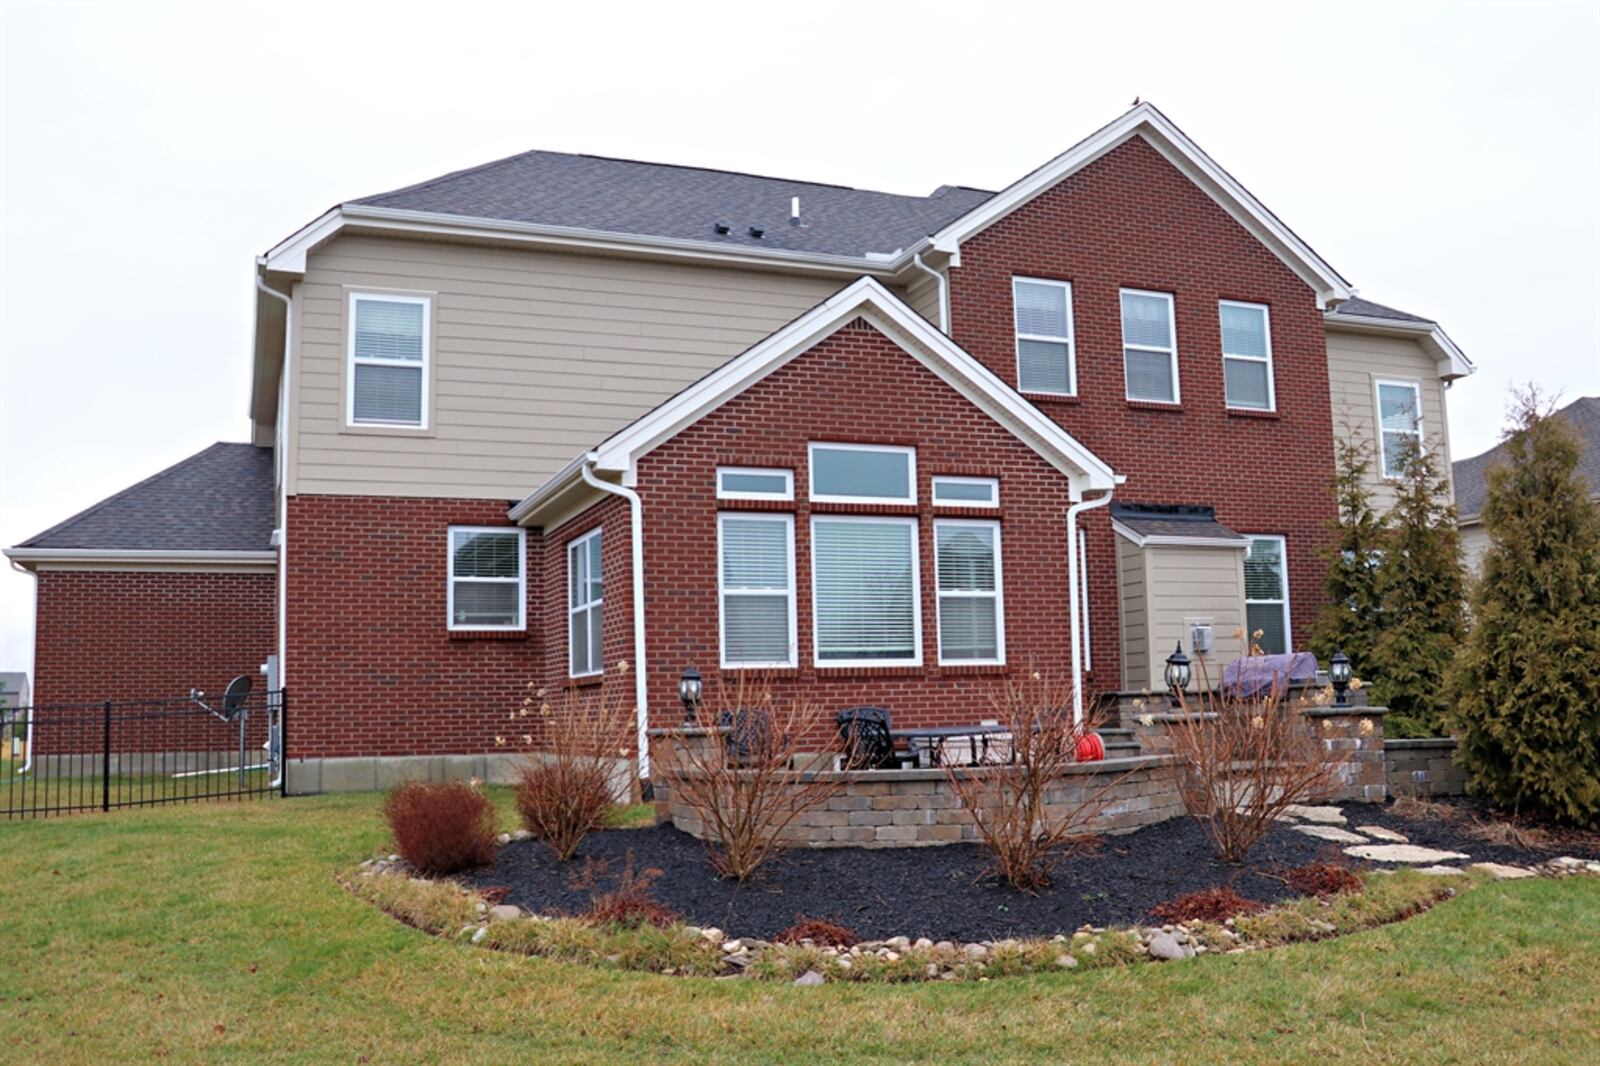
left=381, top=780, right=498, bottom=876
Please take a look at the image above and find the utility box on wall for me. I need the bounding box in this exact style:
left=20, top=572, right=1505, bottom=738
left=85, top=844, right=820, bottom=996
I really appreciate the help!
left=1188, top=621, right=1214, bottom=656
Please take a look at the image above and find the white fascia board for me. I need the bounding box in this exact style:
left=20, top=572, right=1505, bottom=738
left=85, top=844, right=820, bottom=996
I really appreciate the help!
left=1110, top=520, right=1250, bottom=550
left=1323, top=312, right=1475, bottom=379
left=3, top=548, right=278, bottom=571
left=588, top=276, right=1119, bottom=493
left=927, top=103, right=1355, bottom=309
left=507, top=453, right=594, bottom=526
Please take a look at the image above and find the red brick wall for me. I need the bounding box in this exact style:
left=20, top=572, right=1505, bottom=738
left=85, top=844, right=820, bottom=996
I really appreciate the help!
left=946, top=136, right=1337, bottom=653
left=532, top=495, right=636, bottom=711
left=632, top=317, right=1093, bottom=730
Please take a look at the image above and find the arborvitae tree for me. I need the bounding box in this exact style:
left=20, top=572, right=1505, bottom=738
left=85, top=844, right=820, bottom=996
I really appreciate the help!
left=1311, top=434, right=1386, bottom=680
left=1450, top=392, right=1600, bottom=825
left=1368, top=439, right=1465, bottom=736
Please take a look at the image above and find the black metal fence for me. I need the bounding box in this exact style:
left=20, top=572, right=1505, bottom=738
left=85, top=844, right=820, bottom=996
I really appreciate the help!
left=0, top=690, right=285, bottom=818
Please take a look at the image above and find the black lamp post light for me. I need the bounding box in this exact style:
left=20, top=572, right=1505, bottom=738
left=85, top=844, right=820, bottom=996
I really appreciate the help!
left=1164, top=642, right=1191, bottom=708
left=1329, top=649, right=1353, bottom=707
left=677, top=665, right=703, bottom=724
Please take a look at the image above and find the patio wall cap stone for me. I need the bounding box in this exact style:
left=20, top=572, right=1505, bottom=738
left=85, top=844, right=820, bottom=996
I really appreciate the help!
left=1302, top=706, right=1388, bottom=718
left=659, top=754, right=1176, bottom=784
left=647, top=725, right=732, bottom=739
left=1383, top=736, right=1457, bottom=749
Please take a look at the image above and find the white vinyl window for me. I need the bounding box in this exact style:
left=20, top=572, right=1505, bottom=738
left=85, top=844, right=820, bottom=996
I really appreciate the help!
left=808, top=443, right=916, bottom=505
left=1375, top=379, right=1424, bottom=478
left=716, top=467, right=794, bottom=501
left=932, top=476, right=999, bottom=508
left=811, top=516, right=922, bottom=667
left=718, top=514, right=796, bottom=668
left=348, top=293, right=429, bottom=428
left=567, top=528, right=604, bottom=677
left=447, top=527, right=525, bottom=631
left=1013, top=277, right=1075, bottom=396
left=934, top=520, right=1004, bottom=665
left=1244, top=535, right=1291, bottom=656
left=1120, top=289, right=1179, bottom=404
left=1220, top=301, right=1275, bottom=411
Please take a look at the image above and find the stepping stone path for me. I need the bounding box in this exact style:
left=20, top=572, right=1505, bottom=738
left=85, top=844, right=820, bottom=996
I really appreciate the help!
left=1275, top=804, right=1545, bottom=876
left=1356, top=825, right=1409, bottom=843
left=1345, top=844, right=1470, bottom=864
left=1292, top=825, right=1369, bottom=844
left=1281, top=805, right=1348, bottom=824
left=1469, top=862, right=1536, bottom=880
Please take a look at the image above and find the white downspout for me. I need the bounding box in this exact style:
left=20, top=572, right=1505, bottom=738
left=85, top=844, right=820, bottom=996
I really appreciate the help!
left=910, top=252, right=951, bottom=333
left=256, top=273, right=291, bottom=790
left=1066, top=489, right=1114, bottom=725
left=8, top=558, right=36, bottom=772
left=579, top=459, right=651, bottom=778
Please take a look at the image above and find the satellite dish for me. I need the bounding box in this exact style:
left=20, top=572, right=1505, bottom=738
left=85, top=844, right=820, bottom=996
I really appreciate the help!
left=221, top=675, right=253, bottom=720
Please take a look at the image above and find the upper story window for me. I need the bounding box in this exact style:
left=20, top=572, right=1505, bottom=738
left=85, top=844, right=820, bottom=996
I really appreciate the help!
left=808, top=443, right=916, bottom=504
left=1120, top=289, right=1179, bottom=404
left=718, top=513, right=797, bottom=668
left=448, top=527, right=525, bottom=631
left=1376, top=379, right=1423, bottom=478
left=348, top=293, right=430, bottom=428
left=567, top=528, right=603, bottom=677
left=1012, top=278, right=1075, bottom=396
left=1219, top=301, right=1275, bottom=411
left=932, top=476, right=999, bottom=508
left=716, top=467, right=794, bottom=501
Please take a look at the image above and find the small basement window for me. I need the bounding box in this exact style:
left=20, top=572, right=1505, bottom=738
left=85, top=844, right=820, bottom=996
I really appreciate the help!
left=448, top=527, right=525, bottom=631
left=716, top=467, right=794, bottom=501
left=808, top=443, right=916, bottom=504
left=932, top=476, right=999, bottom=508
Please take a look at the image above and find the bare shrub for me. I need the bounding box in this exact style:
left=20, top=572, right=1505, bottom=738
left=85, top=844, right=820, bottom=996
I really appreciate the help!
left=1283, top=861, right=1364, bottom=898
left=1149, top=887, right=1267, bottom=924
left=513, top=674, right=634, bottom=861
left=1163, top=654, right=1342, bottom=864
left=942, top=670, right=1127, bottom=892
left=655, top=672, right=843, bottom=881
left=773, top=916, right=859, bottom=947
left=581, top=854, right=680, bottom=929
left=382, top=780, right=498, bottom=875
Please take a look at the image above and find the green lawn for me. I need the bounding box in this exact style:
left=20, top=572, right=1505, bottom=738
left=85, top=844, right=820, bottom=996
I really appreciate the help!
left=3, top=794, right=1597, bottom=1063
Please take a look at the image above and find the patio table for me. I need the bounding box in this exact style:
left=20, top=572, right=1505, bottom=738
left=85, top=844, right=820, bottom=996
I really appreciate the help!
left=889, top=723, right=1012, bottom=767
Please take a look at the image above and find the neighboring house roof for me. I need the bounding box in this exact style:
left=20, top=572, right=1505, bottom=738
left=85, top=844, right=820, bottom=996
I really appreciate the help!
left=1324, top=296, right=1474, bottom=379
left=1453, top=396, right=1600, bottom=521
left=9, top=443, right=275, bottom=555
left=1110, top=503, right=1250, bottom=548
left=1326, top=297, right=1435, bottom=324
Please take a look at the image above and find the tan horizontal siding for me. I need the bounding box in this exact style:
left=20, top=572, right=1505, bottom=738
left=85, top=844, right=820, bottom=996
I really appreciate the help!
left=1120, top=537, right=1247, bottom=692
left=1326, top=330, right=1453, bottom=513
left=1117, top=534, right=1149, bottom=690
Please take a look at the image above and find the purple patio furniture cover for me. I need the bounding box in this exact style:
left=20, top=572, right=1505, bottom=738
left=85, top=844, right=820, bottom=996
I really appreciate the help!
left=1221, top=652, right=1319, bottom=699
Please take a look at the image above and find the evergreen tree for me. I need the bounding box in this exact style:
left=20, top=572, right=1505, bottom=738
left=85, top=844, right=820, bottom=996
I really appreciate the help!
left=1450, top=392, right=1600, bottom=825
left=1311, top=435, right=1386, bottom=681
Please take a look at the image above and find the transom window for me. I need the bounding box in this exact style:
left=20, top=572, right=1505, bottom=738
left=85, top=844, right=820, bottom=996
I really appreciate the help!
left=1244, top=535, right=1290, bottom=656
left=447, top=527, right=525, bottom=631
left=811, top=516, right=921, bottom=666
left=1376, top=379, right=1423, bottom=478
left=934, top=520, right=1004, bottom=665
left=348, top=293, right=429, bottom=428
left=932, top=476, right=999, bottom=508
left=1013, top=277, right=1076, bottom=396
left=717, top=514, right=796, bottom=668
left=808, top=443, right=916, bottom=504
left=567, top=529, right=604, bottom=677
left=1220, top=301, right=1275, bottom=411
left=1120, top=289, right=1179, bottom=404
left=716, top=467, right=793, bottom=501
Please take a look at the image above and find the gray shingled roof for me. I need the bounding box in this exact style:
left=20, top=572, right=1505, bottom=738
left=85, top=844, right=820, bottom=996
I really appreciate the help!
left=1111, top=503, right=1249, bottom=543
left=350, top=151, right=995, bottom=259
left=1327, top=297, right=1435, bottom=324
left=18, top=443, right=275, bottom=552
left=1453, top=397, right=1600, bottom=520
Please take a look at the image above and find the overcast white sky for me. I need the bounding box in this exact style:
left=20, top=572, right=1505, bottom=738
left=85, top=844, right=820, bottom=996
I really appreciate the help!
left=2, top=0, right=1597, bottom=682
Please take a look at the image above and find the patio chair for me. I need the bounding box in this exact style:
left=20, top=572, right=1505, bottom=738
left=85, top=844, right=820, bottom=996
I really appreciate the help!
left=717, top=708, right=776, bottom=765
left=835, top=706, right=910, bottom=770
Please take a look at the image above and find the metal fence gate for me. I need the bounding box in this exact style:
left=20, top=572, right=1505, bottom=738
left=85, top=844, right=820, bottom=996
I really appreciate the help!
left=0, top=690, right=285, bottom=818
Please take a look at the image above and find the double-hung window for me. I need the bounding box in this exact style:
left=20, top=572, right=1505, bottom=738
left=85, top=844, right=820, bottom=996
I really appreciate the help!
left=567, top=529, right=603, bottom=677
left=1243, top=535, right=1291, bottom=655
left=934, top=520, right=1004, bottom=664
left=811, top=516, right=921, bottom=666
left=808, top=443, right=915, bottom=504
left=1013, top=277, right=1075, bottom=396
left=1120, top=289, right=1179, bottom=404
left=348, top=293, right=429, bottom=428
left=447, top=527, right=525, bottom=631
left=718, top=514, right=796, bottom=668
left=1220, top=301, right=1274, bottom=411
left=1375, top=379, right=1423, bottom=478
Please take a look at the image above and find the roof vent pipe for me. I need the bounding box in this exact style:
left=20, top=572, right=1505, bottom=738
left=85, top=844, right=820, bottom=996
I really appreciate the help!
left=790, top=196, right=802, bottom=226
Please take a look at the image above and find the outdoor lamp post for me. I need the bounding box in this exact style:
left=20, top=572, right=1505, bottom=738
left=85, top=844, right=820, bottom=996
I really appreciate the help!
left=677, top=665, right=703, bottom=723
left=1164, top=642, right=1191, bottom=708
left=1329, top=650, right=1353, bottom=707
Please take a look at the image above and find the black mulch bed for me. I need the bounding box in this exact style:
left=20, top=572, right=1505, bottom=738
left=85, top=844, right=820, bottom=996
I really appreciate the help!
left=460, top=797, right=1599, bottom=943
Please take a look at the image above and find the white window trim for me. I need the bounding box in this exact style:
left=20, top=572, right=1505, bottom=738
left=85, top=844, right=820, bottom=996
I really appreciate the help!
left=446, top=526, right=527, bottom=632
left=1373, top=378, right=1424, bottom=480
left=810, top=514, right=924, bottom=668
left=567, top=527, right=603, bottom=678
left=715, top=466, right=794, bottom=501
left=807, top=442, right=918, bottom=505
left=346, top=291, right=431, bottom=429
left=1012, top=276, right=1076, bottom=397
left=933, top=518, right=1006, bottom=666
left=1120, top=288, right=1181, bottom=405
left=1219, top=300, right=1276, bottom=412
left=716, top=513, right=797, bottom=669
left=931, top=476, right=1000, bottom=508
left=1244, top=534, right=1292, bottom=654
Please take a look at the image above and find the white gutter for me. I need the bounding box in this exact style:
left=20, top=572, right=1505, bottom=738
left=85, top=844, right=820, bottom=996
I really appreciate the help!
left=579, top=458, right=652, bottom=779
left=255, top=273, right=293, bottom=699
left=910, top=252, right=951, bottom=333
left=3, top=548, right=278, bottom=568
left=1066, top=489, right=1115, bottom=725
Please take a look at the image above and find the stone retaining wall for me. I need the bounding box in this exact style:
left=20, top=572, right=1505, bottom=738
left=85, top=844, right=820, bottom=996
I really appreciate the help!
left=1384, top=738, right=1465, bottom=797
